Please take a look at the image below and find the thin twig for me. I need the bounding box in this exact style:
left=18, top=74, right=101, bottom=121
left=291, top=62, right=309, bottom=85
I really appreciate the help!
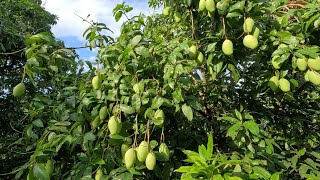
left=0, top=48, right=25, bottom=55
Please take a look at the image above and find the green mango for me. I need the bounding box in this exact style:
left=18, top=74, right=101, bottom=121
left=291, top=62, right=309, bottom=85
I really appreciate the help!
left=308, top=58, right=320, bottom=70
left=137, top=141, right=149, bottom=162
left=206, top=0, right=215, bottom=12
left=279, top=78, right=290, bottom=92
left=243, top=35, right=258, bottom=49
left=197, top=52, right=204, bottom=65
left=124, top=148, right=137, bottom=169
left=163, top=7, right=171, bottom=16
left=174, top=12, right=181, bottom=23
left=308, top=71, right=320, bottom=85
left=121, top=142, right=131, bottom=157
left=189, top=45, right=197, bottom=58
left=222, top=39, right=233, bottom=55
left=108, top=116, right=121, bottom=135
left=253, top=27, right=260, bottom=38
left=296, top=58, right=308, bottom=71
left=92, top=75, right=101, bottom=90
left=217, top=0, right=229, bottom=15
left=199, top=0, right=206, bottom=11
left=305, top=70, right=311, bottom=81
left=91, top=116, right=101, bottom=129
left=99, top=106, right=108, bottom=120
left=268, top=76, right=279, bottom=92
left=13, top=82, right=26, bottom=97
left=95, top=168, right=103, bottom=180
left=159, top=143, right=170, bottom=160
left=243, top=18, right=254, bottom=33
left=145, top=152, right=156, bottom=170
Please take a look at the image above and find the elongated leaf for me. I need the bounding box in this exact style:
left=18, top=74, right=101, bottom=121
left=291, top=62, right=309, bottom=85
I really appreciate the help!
left=217, top=116, right=240, bottom=123
left=182, top=104, right=193, bottom=121
left=33, top=163, right=49, bottom=180
left=270, top=172, right=281, bottom=180
left=227, top=123, right=242, bottom=140
left=120, top=104, right=135, bottom=114
left=253, top=166, right=271, bottom=179
left=243, top=121, right=260, bottom=136
left=206, top=132, right=213, bottom=160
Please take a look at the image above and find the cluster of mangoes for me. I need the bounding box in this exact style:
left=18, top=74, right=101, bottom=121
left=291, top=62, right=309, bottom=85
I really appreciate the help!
left=121, top=140, right=170, bottom=171
left=298, top=57, right=320, bottom=85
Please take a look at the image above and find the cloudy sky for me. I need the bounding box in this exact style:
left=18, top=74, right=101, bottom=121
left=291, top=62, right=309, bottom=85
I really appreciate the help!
left=43, top=0, right=159, bottom=61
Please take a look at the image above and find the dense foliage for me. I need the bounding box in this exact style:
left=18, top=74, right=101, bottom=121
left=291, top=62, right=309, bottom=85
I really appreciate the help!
left=1, top=0, right=320, bottom=179
left=0, top=0, right=56, bottom=177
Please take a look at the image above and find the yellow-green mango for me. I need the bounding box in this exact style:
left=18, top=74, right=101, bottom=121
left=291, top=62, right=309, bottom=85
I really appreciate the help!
left=163, top=7, right=171, bottom=16
left=159, top=143, right=170, bottom=160
left=145, top=152, right=156, bottom=170
left=308, top=58, right=320, bottom=71
left=296, top=58, right=308, bottom=71
left=199, top=0, right=206, bottom=11
left=308, top=71, right=320, bottom=85
left=279, top=78, right=291, bottom=92
left=154, top=109, right=165, bottom=127
left=108, top=116, right=121, bottom=135
left=95, top=168, right=103, bottom=180
left=305, top=70, right=311, bottom=81
left=197, top=52, right=204, bottom=65
left=243, top=35, right=258, bottom=49
left=174, top=12, right=181, bottom=23
left=243, top=18, right=254, bottom=33
left=92, top=75, right=101, bottom=90
left=121, top=142, right=130, bottom=157
left=253, top=27, right=260, bottom=38
left=189, top=45, right=197, bottom=58
left=99, top=106, right=108, bottom=120
left=137, top=141, right=149, bottom=162
left=124, top=148, right=137, bottom=169
left=13, top=83, right=25, bottom=97
left=222, top=39, right=233, bottom=55
left=91, top=116, right=101, bottom=129
left=206, top=0, right=215, bottom=12
left=268, top=76, right=279, bottom=92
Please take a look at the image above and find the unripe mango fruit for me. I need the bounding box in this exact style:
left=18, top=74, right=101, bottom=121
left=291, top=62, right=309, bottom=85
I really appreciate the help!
left=197, top=52, right=204, bottom=65
left=222, top=39, right=233, bottom=55
left=308, top=71, right=320, bottom=85
left=243, top=35, right=258, bottom=49
left=243, top=18, right=254, bottom=33
left=189, top=45, right=197, bottom=58
left=159, top=143, right=170, bottom=160
left=279, top=78, right=290, bottom=92
left=95, top=168, right=103, bottom=180
left=108, top=116, right=122, bottom=135
left=206, top=0, right=215, bottom=12
left=137, top=141, right=149, bottom=162
left=253, top=27, right=260, bottom=38
left=92, top=75, right=101, bottom=90
left=163, top=7, right=170, bottom=16
left=91, top=116, right=101, bottom=129
left=145, top=152, right=156, bottom=170
left=13, top=83, right=25, bottom=97
left=308, top=58, right=320, bottom=70
left=99, top=106, right=108, bottom=120
left=199, top=0, right=206, bottom=11
left=121, top=142, right=130, bottom=157
left=124, top=148, right=137, bottom=169
left=154, top=109, right=165, bottom=126
left=305, top=70, right=311, bottom=81
left=268, top=76, right=279, bottom=92
left=296, top=58, right=308, bottom=71
left=174, top=12, right=181, bottom=23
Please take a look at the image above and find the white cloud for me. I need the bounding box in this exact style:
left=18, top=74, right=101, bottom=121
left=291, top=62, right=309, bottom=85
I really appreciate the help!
left=43, top=0, right=159, bottom=42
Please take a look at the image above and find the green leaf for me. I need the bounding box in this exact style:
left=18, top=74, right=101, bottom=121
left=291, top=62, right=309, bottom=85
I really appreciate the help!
left=32, top=119, right=44, bottom=128
left=182, top=104, right=193, bottom=121
left=119, top=104, right=135, bottom=114
left=227, top=123, right=242, bottom=140
left=131, top=35, right=142, bottom=46
left=33, top=163, right=49, bottom=180
left=206, top=132, right=213, bottom=160
left=218, top=116, right=240, bottom=123
left=270, top=172, right=281, bottom=180
left=243, top=121, right=260, bottom=136
left=253, top=166, right=271, bottom=179
left=27, top=57, right=39, bottom=66
left=151, top=96, right=164, bottom=109
left=83, top=132, right=96, bottom=141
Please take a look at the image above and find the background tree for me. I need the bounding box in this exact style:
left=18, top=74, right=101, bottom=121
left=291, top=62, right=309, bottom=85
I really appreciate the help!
left=0, top=0, right=56, bottom=178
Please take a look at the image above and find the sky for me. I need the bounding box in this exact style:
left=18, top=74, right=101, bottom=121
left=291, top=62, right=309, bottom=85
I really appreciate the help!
left=43, top=0, right=159, bottom=61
